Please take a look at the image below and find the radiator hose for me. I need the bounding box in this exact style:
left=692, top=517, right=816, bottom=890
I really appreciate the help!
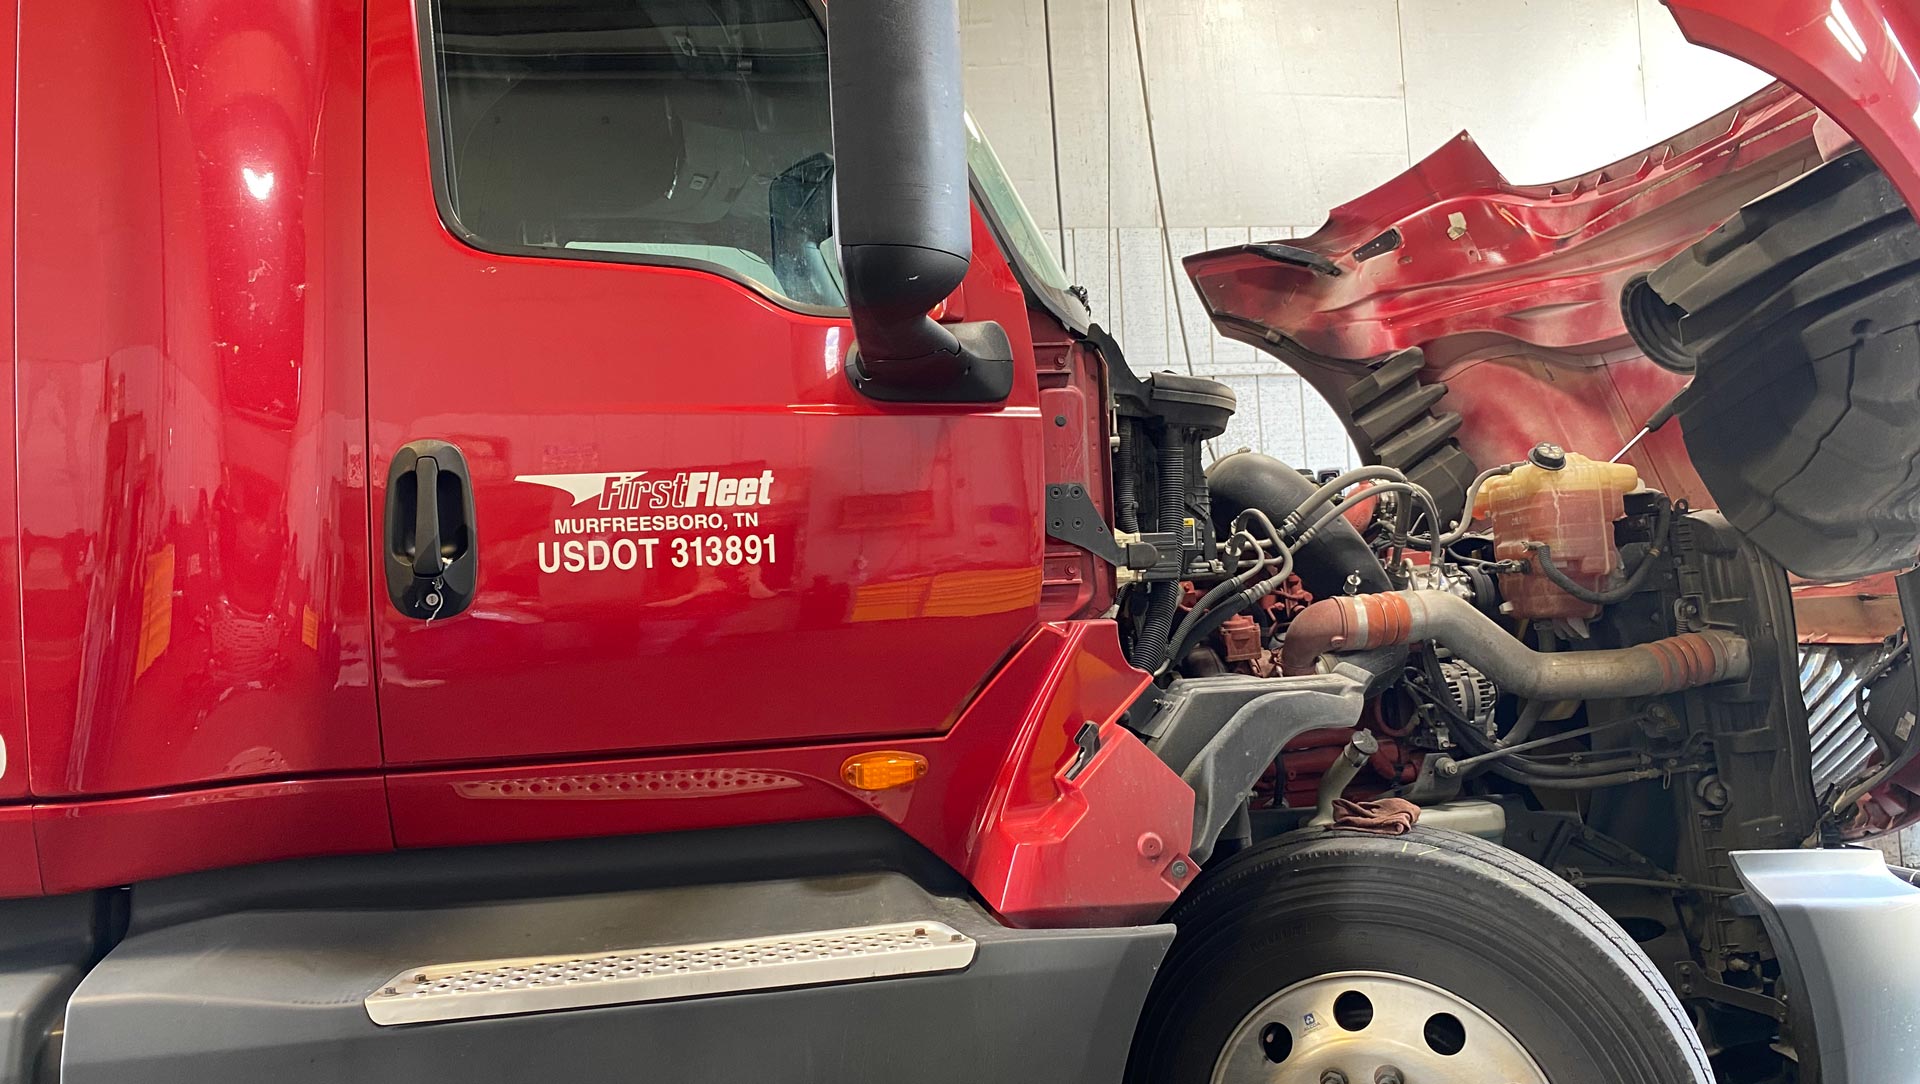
left=1279, top=589, right=1751, bottom=699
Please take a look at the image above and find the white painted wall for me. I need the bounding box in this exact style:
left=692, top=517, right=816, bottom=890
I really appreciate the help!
left=959, top=0, right=1774, bottom=468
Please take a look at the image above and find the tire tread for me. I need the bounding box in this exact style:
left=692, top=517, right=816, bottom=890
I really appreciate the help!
left=1132, top=825, right=1713, bottom=1084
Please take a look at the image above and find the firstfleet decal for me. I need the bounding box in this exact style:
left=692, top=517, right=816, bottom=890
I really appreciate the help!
left=515, top=469, right=778, bottom=574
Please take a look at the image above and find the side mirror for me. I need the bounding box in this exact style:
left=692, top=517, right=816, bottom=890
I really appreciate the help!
left=826, top=0, right=1013, bottom=402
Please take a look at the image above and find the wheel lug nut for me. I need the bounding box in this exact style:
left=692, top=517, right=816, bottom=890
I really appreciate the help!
left=1320, top=1071, right=1349, bottom=1084
left=1374, top=1067, right=1405, bottom=1084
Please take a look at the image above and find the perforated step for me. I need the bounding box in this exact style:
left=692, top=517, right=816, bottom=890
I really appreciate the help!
left=365, top=920, right=976, bottom=1025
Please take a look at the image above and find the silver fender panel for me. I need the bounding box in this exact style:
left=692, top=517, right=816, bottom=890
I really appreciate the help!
left=1731, top=848, right=1920, bottom=1084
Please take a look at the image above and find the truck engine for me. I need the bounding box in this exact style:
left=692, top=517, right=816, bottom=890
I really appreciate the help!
left=1106, top=384, right=1908, bottom=1079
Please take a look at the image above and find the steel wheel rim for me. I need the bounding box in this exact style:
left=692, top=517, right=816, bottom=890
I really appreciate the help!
left=1211, top=969, right=1551, bottom=1084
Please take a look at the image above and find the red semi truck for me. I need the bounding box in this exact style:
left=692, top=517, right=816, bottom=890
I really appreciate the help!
left=5, top=0, right=1920, bottom=1081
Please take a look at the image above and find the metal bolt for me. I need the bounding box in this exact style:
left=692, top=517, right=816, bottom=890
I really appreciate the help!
left=1168, top=859, right=1191, bottom=880
left=1321, top=1071, right=1349, bottom=1084
left=1375, top=1067, right=1405, bottom=1084
left=1436, top=756, right=1460, bottom=778
left=424, top=592, right=442, bottom=609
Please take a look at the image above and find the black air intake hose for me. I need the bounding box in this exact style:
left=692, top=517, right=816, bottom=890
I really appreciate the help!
left=1207, top=450, right=1391, bottom=599
left=1128, top=439, right=1188, bottom=670
left=1158, top=441, right=1190, bottom=536
left=1115, top=420, right=1140, bottom=533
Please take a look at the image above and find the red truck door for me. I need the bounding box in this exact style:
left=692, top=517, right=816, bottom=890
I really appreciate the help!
left=365, top=0, right=1046, bottom=767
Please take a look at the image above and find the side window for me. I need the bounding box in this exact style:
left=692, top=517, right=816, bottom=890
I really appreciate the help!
left=427, top=0, right=845, bottom=309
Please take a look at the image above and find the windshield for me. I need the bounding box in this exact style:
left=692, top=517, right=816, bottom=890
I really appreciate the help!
left=965, top=112, right=1074, bottom=294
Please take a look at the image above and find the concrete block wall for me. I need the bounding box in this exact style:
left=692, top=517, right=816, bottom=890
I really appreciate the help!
left=961, top=0, right=1773, bottom=469
left=1864, top=826, right=1920, bottom=870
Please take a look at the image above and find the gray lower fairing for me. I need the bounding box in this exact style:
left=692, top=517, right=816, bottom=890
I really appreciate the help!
left=1730, top=848, right=1920, bottom=1084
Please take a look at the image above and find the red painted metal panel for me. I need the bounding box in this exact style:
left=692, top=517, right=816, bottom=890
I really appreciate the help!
left=362, top=0, right=1046, bottom=766
left=1793, top=574, right=1905, bottom=644
left=1668, top=0, right=1920, bottom=212
left=970, top=720, right=1193, bottom=927
left=1034, top=318, right=1117, bottom=623
left=0, top=0, right=24, bottom=803
left=14, top=0, right=378, bottom=797
left=31, top=776, right=391, bottom=894
left=387, top=621, right=1192, bottom=928
left=0, top=807, right=43, bottom=897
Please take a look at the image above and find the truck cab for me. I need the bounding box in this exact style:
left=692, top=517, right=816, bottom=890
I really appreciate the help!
left=7, top=1, right=1920, bottom=1082
left=6, top=0, right=1150, bottom=905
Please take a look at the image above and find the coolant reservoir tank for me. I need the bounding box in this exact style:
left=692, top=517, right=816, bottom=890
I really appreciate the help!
left=1475, top=444, right=1641, bottom=620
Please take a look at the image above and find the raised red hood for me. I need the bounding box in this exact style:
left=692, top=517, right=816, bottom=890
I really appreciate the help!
left=1186, top=0, right=1920, bottom=600
left=1183, top=79, right=1920, bottom=651
left=1183, top=82, right=1823, bottom=512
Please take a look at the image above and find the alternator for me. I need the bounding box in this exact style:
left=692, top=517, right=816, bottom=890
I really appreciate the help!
left=1440, top=659, right=1498, bottom=736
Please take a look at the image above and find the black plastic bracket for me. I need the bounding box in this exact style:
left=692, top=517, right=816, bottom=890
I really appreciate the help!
left=1045, top=482, right=1188, bottom=579
left=1065, top=722, right=1102, bottom=781
left=845, top=321, right=1015, bottom=403
left=1351, top=227, right=1403, bottom=263
left=1897, top=566, right=1920, bottom=706
left=1046, top=483, right=1122, bottom=566
left=1242, top=242, right=1341, bottom=277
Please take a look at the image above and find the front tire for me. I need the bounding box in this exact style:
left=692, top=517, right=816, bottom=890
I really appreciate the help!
left=1126, top=826, right=1712, bottom=1084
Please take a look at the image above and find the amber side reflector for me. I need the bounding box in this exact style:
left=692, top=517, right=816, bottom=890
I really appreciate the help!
left=842, top=751, right=929, bottom=791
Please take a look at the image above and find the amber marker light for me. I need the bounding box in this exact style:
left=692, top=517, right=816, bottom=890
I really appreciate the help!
left=842, top=751, right=929, bottom=791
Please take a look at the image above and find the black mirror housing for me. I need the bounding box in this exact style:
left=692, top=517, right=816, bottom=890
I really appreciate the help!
left=827, top=0, right=1013, bottom=401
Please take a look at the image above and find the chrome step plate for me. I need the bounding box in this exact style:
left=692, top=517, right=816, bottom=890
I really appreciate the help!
left=365, top=920, right=977, bottom=1026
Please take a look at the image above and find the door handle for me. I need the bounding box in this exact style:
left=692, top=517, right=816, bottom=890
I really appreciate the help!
left=385, top=439, right=478, bottom=619
left=411, top=454, right=443, bottom=579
